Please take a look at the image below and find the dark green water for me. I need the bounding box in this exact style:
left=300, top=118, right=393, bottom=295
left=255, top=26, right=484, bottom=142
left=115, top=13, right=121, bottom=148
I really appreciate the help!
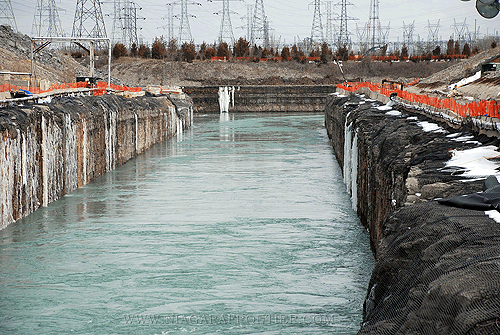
left=0, top=113, right=374, bottom=334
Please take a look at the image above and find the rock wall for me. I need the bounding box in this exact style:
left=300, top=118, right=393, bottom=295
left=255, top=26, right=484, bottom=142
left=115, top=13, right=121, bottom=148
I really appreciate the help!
left=0, top=94, right=193, bottom=229
left=325, top=93, right=500, bottom=334
left=184, top=85, right=335, bottom=113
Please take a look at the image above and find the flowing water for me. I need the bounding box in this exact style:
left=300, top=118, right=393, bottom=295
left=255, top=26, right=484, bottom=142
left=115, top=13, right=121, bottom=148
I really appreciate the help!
left=0, top=113, right=374, bottom=335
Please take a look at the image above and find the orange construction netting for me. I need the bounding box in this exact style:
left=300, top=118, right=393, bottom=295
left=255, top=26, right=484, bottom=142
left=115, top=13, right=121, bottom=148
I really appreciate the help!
left=0, top=81, right=142, bottom=98
left=337, top=82, right=500, bottom=119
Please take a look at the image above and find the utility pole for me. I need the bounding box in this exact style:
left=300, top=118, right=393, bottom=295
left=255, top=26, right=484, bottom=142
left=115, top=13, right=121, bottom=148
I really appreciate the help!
left=0, top=0, right=17, bottom=32
left=310, top=0, right=324, bottom=45
left=72, top=0, right=107, bottom=40
left=251, top=0, right=267, bottom=47
left=32, top=0, right=65, bottom=37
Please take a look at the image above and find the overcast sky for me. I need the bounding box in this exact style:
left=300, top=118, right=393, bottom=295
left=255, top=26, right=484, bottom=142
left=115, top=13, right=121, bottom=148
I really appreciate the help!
left=7, top=0, right=500, bottom=46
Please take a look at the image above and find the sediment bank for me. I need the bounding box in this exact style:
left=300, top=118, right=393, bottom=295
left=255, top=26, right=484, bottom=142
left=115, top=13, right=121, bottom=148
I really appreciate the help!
left=0, top=94, right=193, bottom=229
left=184, top=85, right=335, bottom=113
left=325, top=92, right=500, bottom=333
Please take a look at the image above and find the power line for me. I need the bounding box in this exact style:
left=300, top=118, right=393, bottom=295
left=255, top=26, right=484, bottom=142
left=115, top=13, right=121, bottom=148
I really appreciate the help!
left=32, top=0, right=64, bottom=37
left=0, top=0, right=17, bottom=32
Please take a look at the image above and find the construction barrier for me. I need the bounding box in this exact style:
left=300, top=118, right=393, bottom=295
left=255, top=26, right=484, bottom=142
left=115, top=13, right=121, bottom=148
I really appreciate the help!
left=337, top=82, right=500, bottom=119
left=0, top=81, right=142, bottom=98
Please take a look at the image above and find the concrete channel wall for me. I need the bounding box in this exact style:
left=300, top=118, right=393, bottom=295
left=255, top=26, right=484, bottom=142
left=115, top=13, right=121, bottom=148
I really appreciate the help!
left=325, top=92, right=500, bottom=334
left=184, top=85, right=335, bottom=113
left=0, top=94, right=193, bottom=229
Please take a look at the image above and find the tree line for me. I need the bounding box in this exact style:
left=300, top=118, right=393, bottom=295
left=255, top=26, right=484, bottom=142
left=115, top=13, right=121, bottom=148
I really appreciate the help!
left=109, top=36, right=497, bottom=63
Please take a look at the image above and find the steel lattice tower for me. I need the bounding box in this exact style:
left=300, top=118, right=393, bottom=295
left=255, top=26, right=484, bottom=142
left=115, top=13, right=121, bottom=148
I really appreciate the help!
left=368, top=0, right=381, bottom=48
left=452, top=18, right=470, bottom=45
left=0, top=0, right=17, bottom=31
left=310, top=0, right=324, bottom=44
left=122, top=1, right=139, bottom=48
left=251, top=0, right=266, bottom=47
left=111, top=0, right=124, bottom=44
left=211, top=0, right=236, bottom=45
left=178, top=0, right=193, bottom=44
left=246, top=4, right=252, bottom=40
left=166, top=4, right=174, bottom=42
left=72, top=0, right=107, bottom=39
left=427, top=19, right=440, bottom=49
left=335, top=0, right=356, bottom=47
left=32, top=0, right=64, bottom=37
left=325, top=1, right=336, bottom=47
left=402, top=20, right=415, bottom=53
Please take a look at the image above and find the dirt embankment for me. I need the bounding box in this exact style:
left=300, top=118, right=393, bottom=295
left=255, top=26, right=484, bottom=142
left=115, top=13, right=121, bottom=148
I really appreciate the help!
left=0, top=25, right=86, bottom=85
left=107, top=57, right=454, bottom=88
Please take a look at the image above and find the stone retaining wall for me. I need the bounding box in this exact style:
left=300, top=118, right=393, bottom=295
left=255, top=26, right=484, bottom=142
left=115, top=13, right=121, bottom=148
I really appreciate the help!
left=184, top=85, right=335, bottom=113
left=0, top=94, right=193, bottom=229
left=325, top=92, right=500, bottom=334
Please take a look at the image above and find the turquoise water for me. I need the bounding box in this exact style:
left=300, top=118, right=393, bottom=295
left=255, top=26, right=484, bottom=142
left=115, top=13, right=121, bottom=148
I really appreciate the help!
left=0, top=113, right=374, bottom=334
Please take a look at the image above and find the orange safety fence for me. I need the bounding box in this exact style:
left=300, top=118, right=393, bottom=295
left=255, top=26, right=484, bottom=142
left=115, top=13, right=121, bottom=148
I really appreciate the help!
left=337, top=82, right=500, bottom=120
left=1, top=81, right=142, bottom=98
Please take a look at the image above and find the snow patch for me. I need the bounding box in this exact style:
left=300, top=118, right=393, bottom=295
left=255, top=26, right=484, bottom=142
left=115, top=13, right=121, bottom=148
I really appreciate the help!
left=376, top=101, right=394, bottom=111
left=446, top=146, right=500, bottom=178
left=485, top=210, right=500, bottom=223
left=386, top=110, right=402, bottom=117
left=417, top=121, right=446, bottom=133
left=449, top=70, right=481, bottom=89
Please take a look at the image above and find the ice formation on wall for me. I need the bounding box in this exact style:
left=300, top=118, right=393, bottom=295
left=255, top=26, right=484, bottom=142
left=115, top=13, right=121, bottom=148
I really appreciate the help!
left=343, top=113, right=359, bottom=212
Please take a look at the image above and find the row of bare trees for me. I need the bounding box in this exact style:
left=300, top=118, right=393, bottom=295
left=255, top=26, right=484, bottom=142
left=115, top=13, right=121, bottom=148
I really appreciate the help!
left=109, top=36, right=498, bottom=63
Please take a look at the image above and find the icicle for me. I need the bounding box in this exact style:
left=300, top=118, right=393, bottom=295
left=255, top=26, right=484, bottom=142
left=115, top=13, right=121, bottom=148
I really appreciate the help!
left=135, top=112, right=138, bottom=154
left=83, top=118, right=88, bottom=185
left=41, top=115, right=48, bottom=207
left=343, top=122, right=353, bottom=195
left=64, top=113, right=77, bottom=193
left=351, top=130, right=358, bottom=212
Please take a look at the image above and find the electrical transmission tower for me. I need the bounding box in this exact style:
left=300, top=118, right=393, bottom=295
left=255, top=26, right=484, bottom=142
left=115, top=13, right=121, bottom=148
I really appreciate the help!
left=122, top=1, right=143, bottom=48
left=325, top=1, right=336, bottom=47
left=251, top=0, right=267, bottom=47
left=310, top=0, right=324, bottom=45
left=176, top=0, right=200, bottom=45
left=32, top=0, right=64, bottom=37
left=367, top=0, right=381, bottom=48
left=452, top=18, right=470, bottom=45
left=427, top=19, right=440, bottom=49
left=402, top=20, right=415, bottom=52
left=211, top=0, right=238, bottom=45
left=166, top=4, right=174, bottom=42
left=335, top=0, right=356, bottom=48
left=111, top=0, right=124, bottom=44
left=0, top=0, right=17, bottom=31
left=72, top=0, right=107, bottom=40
